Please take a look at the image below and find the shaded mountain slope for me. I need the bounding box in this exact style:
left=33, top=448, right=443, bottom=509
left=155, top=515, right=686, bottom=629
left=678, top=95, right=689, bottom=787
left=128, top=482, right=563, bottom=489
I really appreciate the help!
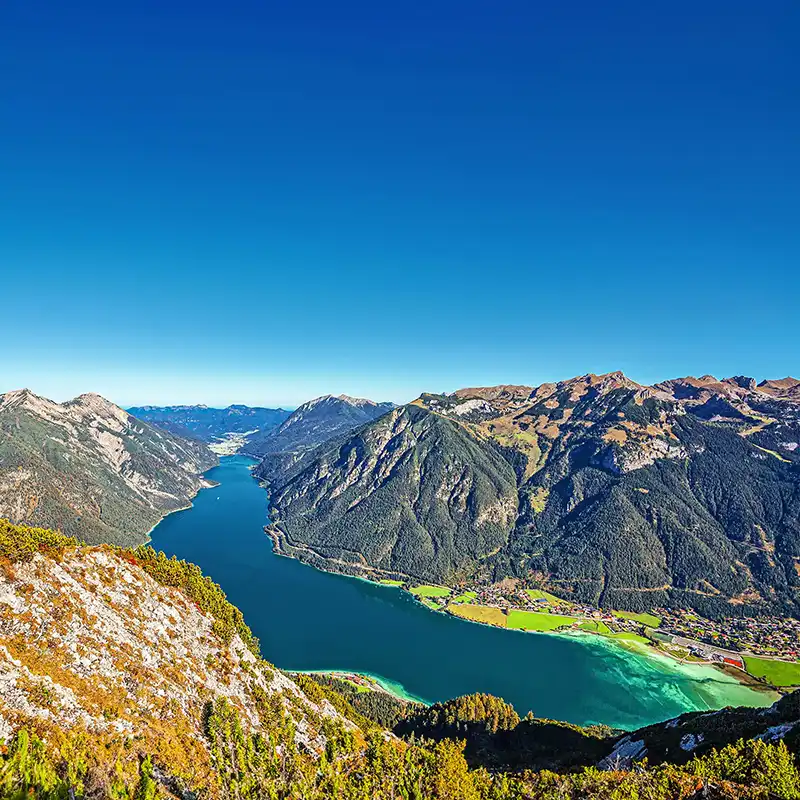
left=246, top=393, right=395, bottom=463
left=267, top=404, right=518, bottom=581
left=263, top=372, right=800, bottom=617
left=0, top=389, right=217, bottom=546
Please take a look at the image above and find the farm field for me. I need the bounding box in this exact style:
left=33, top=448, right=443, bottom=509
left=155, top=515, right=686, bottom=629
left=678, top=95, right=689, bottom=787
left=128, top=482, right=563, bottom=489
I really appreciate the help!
left=448, top=603, right=507, bottom=627
left=507, top=610, right=578, bottom=632
left=743, top=656, right=800, bottom=687
left=410, top=584, right=451, bottom=598
left=612, top=610, right=661, bottom=628
left=525, top=589, right=567, bottom=605
left=577, top=620, right=613, bottom=635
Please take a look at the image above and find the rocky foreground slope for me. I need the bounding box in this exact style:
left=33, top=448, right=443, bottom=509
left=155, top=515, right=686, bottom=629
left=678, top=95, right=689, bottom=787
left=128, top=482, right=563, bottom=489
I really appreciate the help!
left=0, top=389, right=217, bottom=546
left=265, top=373, right=800, bottom=619
left=1, top=520, right=799, bottom=799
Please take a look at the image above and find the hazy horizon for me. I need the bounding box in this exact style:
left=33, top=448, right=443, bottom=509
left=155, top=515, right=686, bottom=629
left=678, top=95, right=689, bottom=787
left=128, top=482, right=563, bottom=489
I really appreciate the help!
left=2, top=366, right=798, bottom=411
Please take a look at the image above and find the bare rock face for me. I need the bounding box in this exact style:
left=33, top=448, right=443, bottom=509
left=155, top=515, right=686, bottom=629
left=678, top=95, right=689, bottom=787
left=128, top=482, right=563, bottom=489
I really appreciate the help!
left=0, top=389, right=218, bottom=546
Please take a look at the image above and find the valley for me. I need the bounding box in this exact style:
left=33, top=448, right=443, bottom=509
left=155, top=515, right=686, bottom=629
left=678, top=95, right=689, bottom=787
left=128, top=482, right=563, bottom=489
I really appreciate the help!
left=147, top=455, right=774, bottom=730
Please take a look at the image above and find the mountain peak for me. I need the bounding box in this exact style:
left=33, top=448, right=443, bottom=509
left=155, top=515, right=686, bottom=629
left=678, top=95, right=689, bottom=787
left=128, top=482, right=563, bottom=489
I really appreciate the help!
left=0, top=387, right=62, bottom=415
left=759, top=376, right=800, bottom=389
left=336, top=394, right=378, bottom=407
left=67, top=392, right=130, bottom=424
left=724, top=375, right=757, bottom=390
left=561, top=371, right=642, bottom=394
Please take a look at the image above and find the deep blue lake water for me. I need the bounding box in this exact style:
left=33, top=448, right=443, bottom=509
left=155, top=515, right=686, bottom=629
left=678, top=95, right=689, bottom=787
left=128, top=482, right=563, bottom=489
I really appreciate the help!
left=149, top=455, right=772, bottom=729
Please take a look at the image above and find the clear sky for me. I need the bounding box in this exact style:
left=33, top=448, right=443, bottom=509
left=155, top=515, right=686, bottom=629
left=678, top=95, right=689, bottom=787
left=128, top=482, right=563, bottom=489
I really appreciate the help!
left=2, top=1, right=798, bottom=408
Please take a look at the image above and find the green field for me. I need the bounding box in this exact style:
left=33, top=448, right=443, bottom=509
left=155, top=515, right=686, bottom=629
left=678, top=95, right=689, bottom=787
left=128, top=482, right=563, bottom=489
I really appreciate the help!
left=410, top=584, right=451, bottom=598
left=451, top=591, right=478, bottom=604
left=378, top=579, right=404, bottom=586
left=420, top=597, right=443, bottom=611
left=612, top=610, right=661, bottom=628
left=744, top=656, right=800, bottom=687
left=577, top=620, right=613, bottom=635
left=507, top=610, right=577, bottom=632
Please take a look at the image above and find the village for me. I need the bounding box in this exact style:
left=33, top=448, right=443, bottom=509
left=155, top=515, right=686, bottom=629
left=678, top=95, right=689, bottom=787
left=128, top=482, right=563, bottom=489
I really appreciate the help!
left=396, top=577, right=800, bottom=689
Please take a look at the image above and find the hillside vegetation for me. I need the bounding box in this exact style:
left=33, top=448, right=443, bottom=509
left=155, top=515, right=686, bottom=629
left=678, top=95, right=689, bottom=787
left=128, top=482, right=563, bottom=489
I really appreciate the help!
left=263, top=373, right=800, bottom=619
left=2, top=521, right=800, bottom=799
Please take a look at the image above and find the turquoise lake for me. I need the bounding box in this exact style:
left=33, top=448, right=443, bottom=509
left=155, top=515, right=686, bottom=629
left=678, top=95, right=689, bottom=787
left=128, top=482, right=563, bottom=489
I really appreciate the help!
left=149, top=455, right=773, bottom=729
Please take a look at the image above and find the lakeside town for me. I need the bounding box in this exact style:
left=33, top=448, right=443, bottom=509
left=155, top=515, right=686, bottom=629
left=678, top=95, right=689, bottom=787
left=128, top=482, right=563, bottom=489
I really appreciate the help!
left=387, top=577, right=800, bottom=690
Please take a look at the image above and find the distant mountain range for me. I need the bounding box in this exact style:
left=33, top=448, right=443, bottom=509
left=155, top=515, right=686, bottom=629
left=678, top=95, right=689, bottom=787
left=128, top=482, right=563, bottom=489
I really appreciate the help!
left=127, top=403, right=291, bottom=444
left=263, top=373, right=800, bottom=619
left=245, top=394, right=395, bottom=463
left=0, top=389, right=217, bottom=545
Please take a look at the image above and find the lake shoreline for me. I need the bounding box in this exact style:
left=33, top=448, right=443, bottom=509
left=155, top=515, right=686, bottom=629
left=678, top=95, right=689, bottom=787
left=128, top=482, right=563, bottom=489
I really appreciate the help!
left=291, top=669, right=429, bottom=705
left=149, top=455, right=775, bottom=729
left=141, top=476, right=221, bottom=545
left=263, top=520, right=782, bottom=699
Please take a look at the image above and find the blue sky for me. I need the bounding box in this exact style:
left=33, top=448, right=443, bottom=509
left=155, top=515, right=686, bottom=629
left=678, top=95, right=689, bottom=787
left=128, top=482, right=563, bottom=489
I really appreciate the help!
left=2, top=1, right=798, bottom=407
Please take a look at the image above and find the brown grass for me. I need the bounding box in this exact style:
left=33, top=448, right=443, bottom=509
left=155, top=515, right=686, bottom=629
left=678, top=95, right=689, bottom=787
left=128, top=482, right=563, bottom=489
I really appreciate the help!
left=447, top=604, right=507, bottom=627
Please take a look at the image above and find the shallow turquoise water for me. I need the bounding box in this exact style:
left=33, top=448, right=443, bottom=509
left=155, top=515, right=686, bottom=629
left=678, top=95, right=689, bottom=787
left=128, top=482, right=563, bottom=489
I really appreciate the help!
left=149, top=455, right=772, bottom=729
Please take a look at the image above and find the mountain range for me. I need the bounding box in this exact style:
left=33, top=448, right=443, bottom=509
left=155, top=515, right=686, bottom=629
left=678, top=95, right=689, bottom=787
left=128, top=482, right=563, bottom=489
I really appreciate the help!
left=1, top=520, right=796, bottom=799
left=263, top=373, right=800, bottom=619
left=0, top=389, right=217, bottom=546
left=127, top=404, right=291, bottom=444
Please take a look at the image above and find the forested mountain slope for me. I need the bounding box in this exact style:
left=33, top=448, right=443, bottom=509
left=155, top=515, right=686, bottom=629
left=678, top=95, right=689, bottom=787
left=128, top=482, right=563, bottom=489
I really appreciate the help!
left=0, top=389, right=217, bottom=546
left=128, top=403, right=290, bottom=443
left=267, top=404, right=518, bottom=579
left=1, top=520, right=798, bottom=800
left=246, top=393, right=394, bottom=462
left=264, top=372, right=800, bottom=618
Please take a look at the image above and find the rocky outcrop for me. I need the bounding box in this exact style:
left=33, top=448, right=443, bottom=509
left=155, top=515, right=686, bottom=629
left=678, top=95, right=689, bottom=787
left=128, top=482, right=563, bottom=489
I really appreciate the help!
left=0, top=524, right=361, bottom=798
